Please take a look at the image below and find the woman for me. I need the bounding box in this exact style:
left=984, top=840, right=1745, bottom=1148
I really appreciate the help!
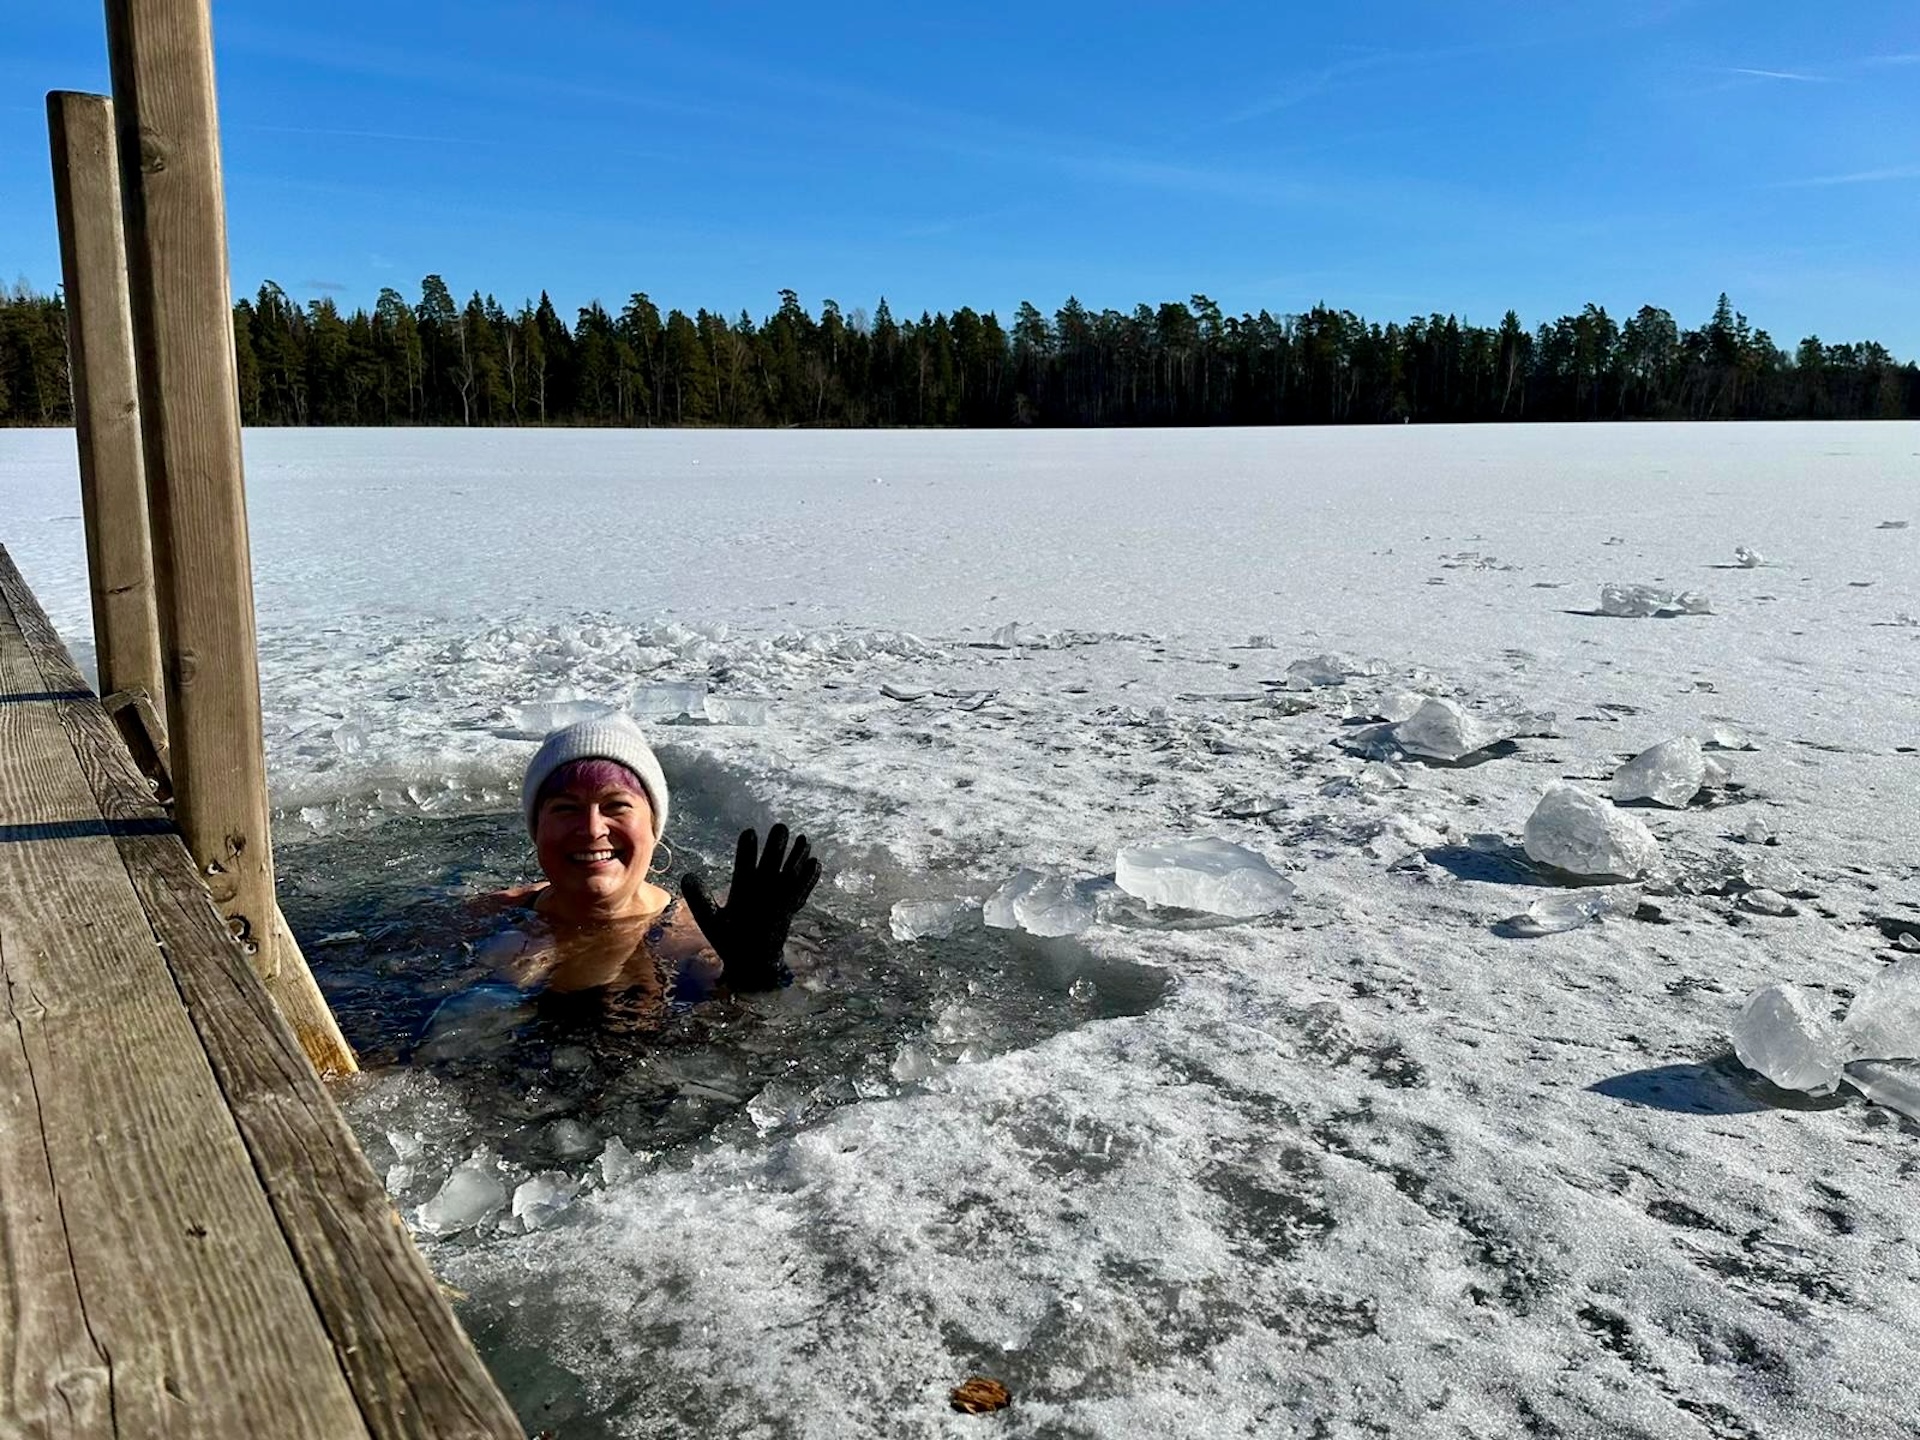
left=469, top=713, right=820, bottom=1034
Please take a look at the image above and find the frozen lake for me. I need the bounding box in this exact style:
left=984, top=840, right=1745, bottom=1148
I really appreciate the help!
left=4, top=423, right=1919, bottom=1438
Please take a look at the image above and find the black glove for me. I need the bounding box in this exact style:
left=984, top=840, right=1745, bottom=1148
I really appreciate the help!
left=681, top=824, right=821, bottom=992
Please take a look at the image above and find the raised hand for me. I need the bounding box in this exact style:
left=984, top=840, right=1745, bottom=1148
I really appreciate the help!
left=680, top=824, right=821, bottom=992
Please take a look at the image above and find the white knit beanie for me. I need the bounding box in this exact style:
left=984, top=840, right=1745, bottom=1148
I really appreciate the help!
left=521, top=713, right=671, bottom=839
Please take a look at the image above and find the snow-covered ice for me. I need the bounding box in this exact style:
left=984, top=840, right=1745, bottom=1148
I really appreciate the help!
left=1522, top=782, right=1661, bottom=879
left=6, top=421, right=1920, bottom=1438
left=1113, top=835, right=1295, bottom=917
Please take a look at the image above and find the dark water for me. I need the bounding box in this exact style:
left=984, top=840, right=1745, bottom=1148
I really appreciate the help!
left=276, top=760, right=1172, bottom=1175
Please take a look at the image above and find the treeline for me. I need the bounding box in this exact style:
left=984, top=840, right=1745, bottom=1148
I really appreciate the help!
left=2, top=276, right=1915, bottom=426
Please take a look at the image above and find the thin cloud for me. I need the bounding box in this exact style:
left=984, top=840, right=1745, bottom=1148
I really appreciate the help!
left=1864, top=53, right=1920, bottom=65
left=1719, top=66, right=1831, bottom=82
left=301, top=279, right=349, bottom=292
left=1775, top=164, right=1920, bottom=187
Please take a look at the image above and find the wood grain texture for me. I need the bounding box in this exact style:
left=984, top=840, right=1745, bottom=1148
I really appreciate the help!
left=0, top=569, right=370, bottom=1438
left=102, top=0, right=279, bottom=987
left=1, top=550, right=524, bottom=1440
left=45, top=91, right=165, bottom=732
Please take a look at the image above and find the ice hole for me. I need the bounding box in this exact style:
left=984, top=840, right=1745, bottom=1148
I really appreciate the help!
left=278, top=756, right=1170, bottom=1201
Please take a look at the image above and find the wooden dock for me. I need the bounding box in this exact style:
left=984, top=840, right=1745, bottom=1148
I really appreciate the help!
left=0, top=546, right=523, bottom=1438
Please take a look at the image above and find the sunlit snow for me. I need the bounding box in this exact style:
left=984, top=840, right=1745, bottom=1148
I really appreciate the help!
left=5, top=422, right=1919, bottom=1438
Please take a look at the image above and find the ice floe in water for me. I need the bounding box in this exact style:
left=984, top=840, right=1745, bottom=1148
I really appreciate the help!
left=1113, top=836, right=1294, bottom=917
left=888, top=897, right=979, bottom=941
left=1522, top=782, right=1660, bottom=879
left=417, top=1150, right=510, bottom=1236
left=1597, top=582, right=1713, bottom=617
left=982, top=867, right=1096, bottom=937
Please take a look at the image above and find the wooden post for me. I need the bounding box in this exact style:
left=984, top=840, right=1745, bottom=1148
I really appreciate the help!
left=46, top=90, right=166, bottom=732
left=104, top=0, right=356, bottom=1075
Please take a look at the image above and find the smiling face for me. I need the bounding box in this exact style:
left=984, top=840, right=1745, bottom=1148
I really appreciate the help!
left=532, top=766, right=661, bottom=919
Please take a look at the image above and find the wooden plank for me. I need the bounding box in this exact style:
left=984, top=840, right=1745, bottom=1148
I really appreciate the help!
left=0, top=588, right=371, bottom=1437
left=101, top=0, right=356, bottom=1077
left=0, top=550, right=524, bottom=1440
left=100, top=0, right=280, bottom=971
left=46, top=90, right=166, bottom=732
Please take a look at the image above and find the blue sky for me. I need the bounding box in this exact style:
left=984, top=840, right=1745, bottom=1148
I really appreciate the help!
left=5, top=2, right=1918, bottom=355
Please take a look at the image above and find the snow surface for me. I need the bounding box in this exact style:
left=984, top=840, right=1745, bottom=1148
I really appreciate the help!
left=5, top=422, right=1920, bottom=1438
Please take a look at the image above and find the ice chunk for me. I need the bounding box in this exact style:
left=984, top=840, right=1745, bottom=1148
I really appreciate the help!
left=1391, top=697, right=1515, bottom=762
left=1842, top=959, right=1920, bottom=1062
left=1844, top=1061, right=1920, bottom=1121
left=1502, top=888, right=1640, bottom=937
left=1612, top=736, right=1706, bottom=808
left=987, top=621, right=1022, bottom=648
left=746, top=1079, right=816, bottom=1133
left=889, top=898, right=978, bottom=941
left=504, top=697, right=615, bottom=737
left=1522, top=783, right=1660, bottom=879
left=1731, top=984, right=1845, bottom=1094
left=982, top=868, right=1095, bottom=936
left=1741, top=853, right=1808, bottom=894
left=1012, top=874, right=1096, bottom=937
left=630, top=682, right=706, bottom=719
left=1733, top=545, right=1766, bottom=568
left=1740, top=887, right=1795, bottom=916
left=1704, top=724, right=1755, bottom=751
left=416, top=1152, right=508, bottom=1237
left=1598, top=583, right=1712, bottom=617
left=511, top=1172, right=580, bottom=1231
left=1114, top=836, right=1295, bottom=918
left=1739, top=814, right=1775, bottom=845
left=596, top=1137, right=646, bottom=1187
left=704, top=695, right=770, bottom=726
left=1285, top=653, right=1351, bottom=688
left=1700, top=753, right=1734, bottom=788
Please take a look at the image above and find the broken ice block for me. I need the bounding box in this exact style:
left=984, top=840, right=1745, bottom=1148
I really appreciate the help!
left=1285, top=653, right=1351, bottom=688
left=629, top=682, right=706, bottom=719
left=1114, top=836, right=1295, bottom=918
left=1502, top=888, right=1640, bottom=937
left=1842, top=1061, right=1920, bottom=1121
left=982, top=868, right=1094, bottom=936
left=704, top=695, right=770, bottom=725
left=1841, top=958, right=1920, bottom=1062
left=889, top=898, right=978, bottom=941
left=503, top=698, right=616, bottom=738
left=1597, top=583, right=1713, bottom=618
left=416, top=1153, right=507, bottom=1237
left=1731, top=984, right=1845, bottom=1094
left=1391, top=697, right=1515, bottom=762
left=1740, top=887, right=1795, bottom=916
left=1612, top=736, right=1707, bottom=808
left=511, top=1172, right=580, bottom=1231
left=1522, top=783, right=1659, bottom=879
left=1733, top=546, right=1766, bottom=568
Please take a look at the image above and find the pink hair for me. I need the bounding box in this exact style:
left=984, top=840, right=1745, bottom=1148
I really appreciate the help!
left=534, top=758, right=654, bottom=819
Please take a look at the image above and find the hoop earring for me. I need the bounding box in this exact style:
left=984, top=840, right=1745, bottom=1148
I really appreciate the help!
left=648, top=840, right=675, bottom=876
